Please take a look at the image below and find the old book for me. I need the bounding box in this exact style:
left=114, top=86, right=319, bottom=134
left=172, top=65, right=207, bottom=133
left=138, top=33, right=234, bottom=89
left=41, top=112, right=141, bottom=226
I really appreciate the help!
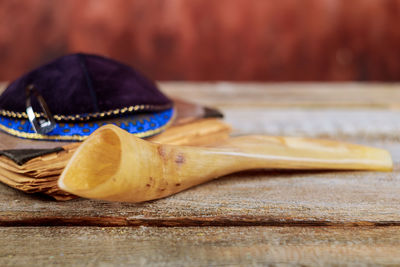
left=0, top=118, right=231, bottom=200
left=0, top=93, right=231, bottom=200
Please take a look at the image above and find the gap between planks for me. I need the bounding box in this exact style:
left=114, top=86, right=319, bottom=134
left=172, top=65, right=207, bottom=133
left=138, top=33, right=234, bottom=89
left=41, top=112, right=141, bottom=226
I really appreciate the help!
left=2, top=216, right=400, bottom=227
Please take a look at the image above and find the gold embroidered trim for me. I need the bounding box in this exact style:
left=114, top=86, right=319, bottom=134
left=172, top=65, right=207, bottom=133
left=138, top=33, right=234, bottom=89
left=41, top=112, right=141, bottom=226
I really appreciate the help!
left=0, top=108, right=176, bottom=141
left=0, top=103, right=172, bottom=121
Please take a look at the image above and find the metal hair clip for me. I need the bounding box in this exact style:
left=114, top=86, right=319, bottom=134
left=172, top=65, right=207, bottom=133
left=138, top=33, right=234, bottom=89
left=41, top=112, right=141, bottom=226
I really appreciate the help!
left=25, top=84, right=56, bottom=134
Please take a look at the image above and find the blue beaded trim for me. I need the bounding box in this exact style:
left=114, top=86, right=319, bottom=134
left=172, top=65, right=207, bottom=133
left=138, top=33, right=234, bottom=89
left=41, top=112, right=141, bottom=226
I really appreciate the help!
left=0, top=108, right=174, bottom=141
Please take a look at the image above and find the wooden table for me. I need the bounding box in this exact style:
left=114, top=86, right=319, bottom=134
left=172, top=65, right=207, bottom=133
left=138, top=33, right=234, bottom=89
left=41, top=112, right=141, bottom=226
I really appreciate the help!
left=1, top=82, right=400, bottom=266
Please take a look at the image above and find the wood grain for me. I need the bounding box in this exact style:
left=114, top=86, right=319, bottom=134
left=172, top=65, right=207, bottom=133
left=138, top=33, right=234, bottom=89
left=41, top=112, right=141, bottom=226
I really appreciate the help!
left=1, top=226, right=400, bottom=266
left=160, top=82, right=400, bottom=108
left=1, top=83, right=400, bottom=226
left=161, top=83, right=400, bottom=140
left=1, top=83, right=400, bottom=265
left=0, top=140, right=399, bottom=227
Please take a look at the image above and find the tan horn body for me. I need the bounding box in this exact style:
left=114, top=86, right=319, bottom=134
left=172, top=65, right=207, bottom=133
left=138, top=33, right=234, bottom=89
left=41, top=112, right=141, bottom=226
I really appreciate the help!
left=58, top=125, right=393, bottom=203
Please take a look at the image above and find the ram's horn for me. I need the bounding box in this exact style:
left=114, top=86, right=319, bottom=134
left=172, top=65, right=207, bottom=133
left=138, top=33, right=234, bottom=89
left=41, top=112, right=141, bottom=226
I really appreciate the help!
left=58, top=125, right=393, bottom=202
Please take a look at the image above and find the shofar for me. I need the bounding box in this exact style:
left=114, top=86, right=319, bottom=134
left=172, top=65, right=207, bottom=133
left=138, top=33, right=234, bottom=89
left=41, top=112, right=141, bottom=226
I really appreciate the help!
left=58, top=125, right=393, bottom=203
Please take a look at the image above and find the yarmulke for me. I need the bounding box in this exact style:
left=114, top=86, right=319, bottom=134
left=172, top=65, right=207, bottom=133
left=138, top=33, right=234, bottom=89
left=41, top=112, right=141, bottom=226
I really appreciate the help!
left=0, top=53, right=174, bottom=141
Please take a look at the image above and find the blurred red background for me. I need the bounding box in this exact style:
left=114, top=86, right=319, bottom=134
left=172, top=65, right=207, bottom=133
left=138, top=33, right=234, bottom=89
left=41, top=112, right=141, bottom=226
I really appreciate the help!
left=1, top=0, right=400, bottom=81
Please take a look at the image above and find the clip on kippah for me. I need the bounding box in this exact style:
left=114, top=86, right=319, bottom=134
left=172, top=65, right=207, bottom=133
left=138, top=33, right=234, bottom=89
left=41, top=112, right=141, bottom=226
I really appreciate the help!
left=25, top=84, right=56, bottom=135
left=0, top=53, right=175, bottom=142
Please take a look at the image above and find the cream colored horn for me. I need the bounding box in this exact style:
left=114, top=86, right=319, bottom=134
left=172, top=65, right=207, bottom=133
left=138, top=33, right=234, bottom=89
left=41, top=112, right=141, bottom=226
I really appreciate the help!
left=58, top=124, right=393, bottom=203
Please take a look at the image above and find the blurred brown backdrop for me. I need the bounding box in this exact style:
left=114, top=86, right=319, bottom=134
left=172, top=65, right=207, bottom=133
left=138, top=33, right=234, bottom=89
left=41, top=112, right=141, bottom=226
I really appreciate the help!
left=1, top=0, right=400, bottom=81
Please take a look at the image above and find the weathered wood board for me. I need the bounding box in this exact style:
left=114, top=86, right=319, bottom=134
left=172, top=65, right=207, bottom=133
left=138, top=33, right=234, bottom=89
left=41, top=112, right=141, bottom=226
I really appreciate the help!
left=1, top=83, right=400, bottom=226
left=1, top=226, right=400, bottom=266
left=1, top=156, right=399, bottom=226
left=161, top=82, right=400, bottom=108
left=1, top=82, right=400, bottom=265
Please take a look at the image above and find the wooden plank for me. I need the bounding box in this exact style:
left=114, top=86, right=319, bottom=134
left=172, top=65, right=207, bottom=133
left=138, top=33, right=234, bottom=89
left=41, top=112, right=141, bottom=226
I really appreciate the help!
left=1, top=226, right=400, bottom=266
left=164, top=83, right=400, bottom=140
left=160, top=82, right=400, bottom=108
left=222, top=108, right=400, bottom=141
left=1, top=83, right=400, bottom=226
left=0, top=139, right=399, bottom=227
left=3, top=82, right=400, bottom=141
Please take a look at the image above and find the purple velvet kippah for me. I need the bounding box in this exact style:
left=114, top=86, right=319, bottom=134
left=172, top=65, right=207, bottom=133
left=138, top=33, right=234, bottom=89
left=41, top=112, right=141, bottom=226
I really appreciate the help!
left=0, top=53, right=174, bottom=141
left=0, top=53, right=172, bottom=120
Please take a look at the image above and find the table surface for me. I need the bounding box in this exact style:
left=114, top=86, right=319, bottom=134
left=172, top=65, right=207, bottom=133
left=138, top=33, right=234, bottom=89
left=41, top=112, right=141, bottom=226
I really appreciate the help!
left=1, top=82, right=400, bottom=266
